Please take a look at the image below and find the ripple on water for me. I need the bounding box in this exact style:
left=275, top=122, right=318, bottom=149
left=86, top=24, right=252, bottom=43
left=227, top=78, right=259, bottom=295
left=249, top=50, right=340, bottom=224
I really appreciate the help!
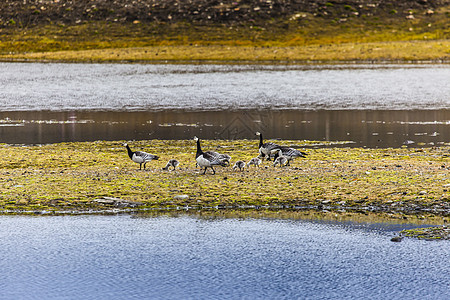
left=0, top=216, right=449, bottom=299
left=0, top=63, right=449, bottom=111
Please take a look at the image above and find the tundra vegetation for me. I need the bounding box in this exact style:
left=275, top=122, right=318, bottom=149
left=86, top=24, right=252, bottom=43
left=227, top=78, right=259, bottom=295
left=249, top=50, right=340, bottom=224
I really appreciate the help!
left=1, top=140, right=449, bottom=223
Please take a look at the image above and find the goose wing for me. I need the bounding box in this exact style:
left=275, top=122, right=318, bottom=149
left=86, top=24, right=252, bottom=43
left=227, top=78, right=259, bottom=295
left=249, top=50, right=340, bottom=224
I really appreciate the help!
left=217, top=153, right=231, bottom=161
left=135, top=151, right=159, bottom=162
left=203, top=151, right=228, bottom=166
left=263, top=142, right=281, bottom=151
left=280, top=147, right=307, bottom=158
left=208, top=151, right=231, bottom=163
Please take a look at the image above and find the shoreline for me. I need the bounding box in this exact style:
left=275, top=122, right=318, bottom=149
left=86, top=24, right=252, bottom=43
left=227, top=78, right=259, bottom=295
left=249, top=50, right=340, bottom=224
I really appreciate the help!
left=1, top=40, right=449, bottom=64
left=1, top=58, right=449, bottom=65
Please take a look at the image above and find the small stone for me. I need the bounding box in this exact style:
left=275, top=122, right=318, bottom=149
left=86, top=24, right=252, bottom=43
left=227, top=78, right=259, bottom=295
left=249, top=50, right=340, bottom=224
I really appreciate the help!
left=174, top=195, right=189, bottom=200
left=419, top=191, right=427, bottom=195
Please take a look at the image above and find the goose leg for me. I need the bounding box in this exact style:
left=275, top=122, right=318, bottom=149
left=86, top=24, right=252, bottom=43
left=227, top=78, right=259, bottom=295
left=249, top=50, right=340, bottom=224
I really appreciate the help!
left=211, top=166, right=216, bottom=174
left=143, top=163, right=147, bottom=170
left=139, top=163, right=142, bottom=170
left=202, top=167, right=207, bottom=175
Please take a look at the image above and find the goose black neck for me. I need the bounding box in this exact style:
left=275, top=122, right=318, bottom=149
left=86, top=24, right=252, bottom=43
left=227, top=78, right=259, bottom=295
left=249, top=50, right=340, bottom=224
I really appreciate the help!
left=196, top=139, right=203, bottom=158
left=259, top=134, right=263, bottom=148
left=126, top=145, right=134, bottom=159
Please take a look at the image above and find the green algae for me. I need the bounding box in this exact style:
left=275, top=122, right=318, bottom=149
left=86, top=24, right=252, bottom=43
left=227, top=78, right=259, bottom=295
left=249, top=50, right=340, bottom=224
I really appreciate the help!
left=401, top=226, right=450, bottom=240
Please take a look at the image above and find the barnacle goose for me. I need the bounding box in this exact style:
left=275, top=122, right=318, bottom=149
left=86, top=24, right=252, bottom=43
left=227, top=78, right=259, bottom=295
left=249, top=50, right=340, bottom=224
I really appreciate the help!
left=195, top=152, right=231, bottom=168
left=123, top=143, right=159, bottom=170
left=194, top=136, right=228, bottom=174
left=273, top=146, right=307, bottom=166
left=233, top=160, right=246, bottom=171
left=162, top=159, right=180, bottom=171
left=255, top=132, right=281, bottom=161
left=247, top=157, right=262, bottom=168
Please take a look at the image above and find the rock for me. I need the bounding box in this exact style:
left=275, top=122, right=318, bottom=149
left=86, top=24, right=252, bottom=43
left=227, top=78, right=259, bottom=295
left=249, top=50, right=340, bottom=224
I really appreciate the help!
left=93, top=197, right=143, bottom=208
left=390, top=236, right=403, bottom=242
left=174, top=195, right=189, bottom=200
left=93, top=197, right=117, bottom=204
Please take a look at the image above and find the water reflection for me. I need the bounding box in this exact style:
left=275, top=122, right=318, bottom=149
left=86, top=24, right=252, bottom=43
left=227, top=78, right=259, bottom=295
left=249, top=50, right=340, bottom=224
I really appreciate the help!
left=1, top=110, right=450, bottom=147
left=1, top=215, right=449, bottom=300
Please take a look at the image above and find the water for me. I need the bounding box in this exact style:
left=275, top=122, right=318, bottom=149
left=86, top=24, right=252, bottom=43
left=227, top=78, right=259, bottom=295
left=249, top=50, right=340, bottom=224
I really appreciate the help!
left=1, top=63, right=449, bottom=147
left=0, top=215, right=448, bottom=300
left=1, top=63, right=449, bottom=111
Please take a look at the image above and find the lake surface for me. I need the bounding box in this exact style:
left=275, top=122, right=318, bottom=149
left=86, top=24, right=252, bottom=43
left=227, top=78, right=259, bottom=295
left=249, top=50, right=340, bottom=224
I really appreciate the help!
left=1, top=63, right=449, bottom=147
left=1, top=215, right=449, bottom=300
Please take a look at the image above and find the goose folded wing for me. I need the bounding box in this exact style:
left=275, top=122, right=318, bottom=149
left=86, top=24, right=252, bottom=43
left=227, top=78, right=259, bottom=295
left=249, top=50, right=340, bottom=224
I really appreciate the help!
left=135, top=151, right=158, bottom=161
left=264, top=142, right=281, bottom=151
left=203, top=151, right=227, bottom=165
left=281, top=147, right=306, bottom=158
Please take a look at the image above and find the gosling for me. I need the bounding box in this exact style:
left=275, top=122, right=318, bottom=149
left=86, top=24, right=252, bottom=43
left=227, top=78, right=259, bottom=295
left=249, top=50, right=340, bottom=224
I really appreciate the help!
left=247, top=157, right=262, bottom=168
left=162, top=159, right=180, bottom=171
left=233, top=160, right=246, bottom=171
left=273, top=154, right=288, bottom=167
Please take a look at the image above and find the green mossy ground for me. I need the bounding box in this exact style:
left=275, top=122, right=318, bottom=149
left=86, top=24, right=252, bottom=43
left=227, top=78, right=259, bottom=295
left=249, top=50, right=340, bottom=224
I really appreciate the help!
left=1, top=139, right=449, bottom=222
left=400, top=226, right=450, bottom=240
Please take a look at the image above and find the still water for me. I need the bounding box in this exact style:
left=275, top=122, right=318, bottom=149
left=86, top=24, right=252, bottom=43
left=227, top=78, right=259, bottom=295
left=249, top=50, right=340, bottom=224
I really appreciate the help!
left=1, top=63, right=449, bottom=146
left=1, top=215, right=449, bottom=300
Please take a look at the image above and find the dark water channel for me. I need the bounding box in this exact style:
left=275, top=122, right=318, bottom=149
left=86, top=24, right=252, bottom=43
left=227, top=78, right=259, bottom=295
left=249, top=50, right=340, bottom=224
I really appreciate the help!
left=1, top=63, right=449, bottom=147
left=1, top=109, right=450, bottom=147
left=1, top=215, right=449, bottom=300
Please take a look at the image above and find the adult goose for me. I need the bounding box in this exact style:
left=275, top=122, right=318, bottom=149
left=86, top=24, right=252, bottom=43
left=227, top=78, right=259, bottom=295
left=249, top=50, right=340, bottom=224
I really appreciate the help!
left=256, top=132, right=281, bottom=160
left=123, top=143, right=159, bottom=170
left=194, top=136, right=228, bottom=174
left=195, top=151, right=231, bottom=168
left=273, top=146, right=307, bottom=166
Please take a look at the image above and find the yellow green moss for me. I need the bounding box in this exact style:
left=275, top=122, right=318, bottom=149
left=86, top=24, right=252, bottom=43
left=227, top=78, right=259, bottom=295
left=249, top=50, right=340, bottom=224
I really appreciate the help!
left=0, top=139, right=449, bottom=220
